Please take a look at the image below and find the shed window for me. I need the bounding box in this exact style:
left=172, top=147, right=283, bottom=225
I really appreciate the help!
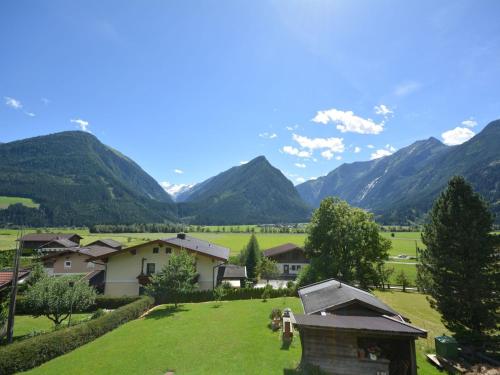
left=165, top=247, right=172, bottom=254
left=64, top=261, right=71, bottom=268
left=291, top=265, right=296, bottom=271
left=146, top=263, right=156, bottom=275
left=153, top=247, right=159, bottom=254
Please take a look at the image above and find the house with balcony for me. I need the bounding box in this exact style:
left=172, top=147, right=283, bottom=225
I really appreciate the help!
left=262, top=243, right=309, bottom=278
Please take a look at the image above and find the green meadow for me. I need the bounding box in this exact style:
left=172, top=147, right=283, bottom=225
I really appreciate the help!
left=0, top=196, right=39, bottom=210
left=25, top=292, right=442, bottom=375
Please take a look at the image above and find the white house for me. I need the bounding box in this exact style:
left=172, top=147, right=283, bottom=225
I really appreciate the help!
left=94, top=233, right=230, bottom=297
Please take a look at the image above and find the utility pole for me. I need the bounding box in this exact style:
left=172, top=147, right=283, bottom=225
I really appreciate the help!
left=6, top=228, right=23, bottom=343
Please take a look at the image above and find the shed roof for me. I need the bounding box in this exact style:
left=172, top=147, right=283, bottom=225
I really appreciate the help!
left=86, top=239, right=122, bottom=249
left=298, top=279, right=397, bottom=316
left=263, top=243, right=304, bottom=257
left=218, top=264, right=247, bottom=279
left=0, top=269, right=31, bottom=290
left=294, top=313, right=427, bottom=337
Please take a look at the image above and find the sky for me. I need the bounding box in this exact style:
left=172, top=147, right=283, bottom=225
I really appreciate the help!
left=1, top=1, right=500, bottom=194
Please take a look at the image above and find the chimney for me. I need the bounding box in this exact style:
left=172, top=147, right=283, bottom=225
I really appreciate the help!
left=177, top=233, right=186, bottom=240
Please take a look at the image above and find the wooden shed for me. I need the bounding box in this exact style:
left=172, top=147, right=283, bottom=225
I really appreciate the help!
left=295, top=279, right=427, bottom=375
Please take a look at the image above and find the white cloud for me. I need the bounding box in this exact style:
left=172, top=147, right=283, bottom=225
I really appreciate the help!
left=354, top=146, right=362, bottom=153
left=367, top=144, right=375, bottom=149
left=259, top=132, right=277, bottom=139
left=441, top=127, right=475, bottom=146
left=70, top=118, right=90, bottom=132
left=335, top=156, right=342, bottom=160
left=386, top=144, right=396, bottom=152
left=294, top=163, right=306, bottom=168
left=4, top=96, right=22, bottom=109
left=321, top=150, right=334, bottom=160
left=374, top=104, right=393, bottom=117
left=160, top=181, right=194, bottom=197
left=394, top=81, right=421, bottom=96
left=282, top=146, right=312, bottom=158
left=292, top=133, right=345, bottom=152
left=312, top=108, right=384, bottom=134
left=25, top=112, right=35, bottom=117
left=239, top=161, right=249, bottom=165
left=461, top=118, right=477, bottom=128
left=285, top=125, right=298, bottom=131
left=174, top=169, right=184, bottom=174
left=371, top=149, right=393, bottom=160
left=295, top=177, right=306, bottom=184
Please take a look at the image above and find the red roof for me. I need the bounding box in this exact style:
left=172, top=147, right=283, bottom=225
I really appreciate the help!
left=0, top=270, right=31, bottom=290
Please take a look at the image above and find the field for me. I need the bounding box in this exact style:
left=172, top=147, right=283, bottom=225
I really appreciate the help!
left=10, top=314, right=91, bottom=341
left=0, top=196, right=39, bottom=210
left=25, top=292, right=444, bottom=375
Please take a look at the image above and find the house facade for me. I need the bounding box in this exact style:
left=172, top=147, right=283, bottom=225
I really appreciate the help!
left=97, top=234, right=229, bottom=297
left=294, top=279, right=427, bottom=375
left=262, top=243, right=309, bottom=278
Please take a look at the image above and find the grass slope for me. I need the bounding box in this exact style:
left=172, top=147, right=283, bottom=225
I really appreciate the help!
left=11, top=314, right=91, bottom=341
left=0, top=196, right=39, bottom=209
left=25, top=294, right=444, bottom=375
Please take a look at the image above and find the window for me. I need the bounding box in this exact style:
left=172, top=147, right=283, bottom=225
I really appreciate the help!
left=291, top=265, right=296, bottom=271
left=146, top=263, right=155, bottom=275
left=165, top=247, right=172, bottom=254
left=297, top=265, right=301, bottom=271
left=153, top=247, right=159, bottom=254
left=64, top=261, right=71, bottom=268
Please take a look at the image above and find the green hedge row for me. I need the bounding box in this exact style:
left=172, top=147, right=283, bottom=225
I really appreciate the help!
left=155, top=286, right=296, bottom=304
left=0, top=295, right=153, bottom=375
left=15, top=295, right=140, bottom=314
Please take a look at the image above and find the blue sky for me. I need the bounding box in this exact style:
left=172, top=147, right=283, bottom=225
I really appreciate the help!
left=1, top=1, right=500, bottom=194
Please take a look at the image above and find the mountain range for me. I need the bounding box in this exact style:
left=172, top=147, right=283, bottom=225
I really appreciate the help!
left=0, top=120, right=499, bottom=226
left=297, top=119, right=500, bottom=223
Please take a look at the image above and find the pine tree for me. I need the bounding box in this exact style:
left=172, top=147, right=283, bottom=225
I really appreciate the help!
left=421, top=176, right=499, bottom=342
left=245, top=234, right=260, bottom=282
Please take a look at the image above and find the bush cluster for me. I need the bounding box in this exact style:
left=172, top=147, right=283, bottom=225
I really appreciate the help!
left=154, top=286, right=295, bottom=304
left=0, top=296, right=153, bottom=375
left=15, top=295, right=140, bottom=314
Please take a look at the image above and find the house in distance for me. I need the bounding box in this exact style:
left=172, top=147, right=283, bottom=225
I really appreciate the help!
left=294, top=279, right=427, bottom=375
left=262, top=243, right=309, bottom=278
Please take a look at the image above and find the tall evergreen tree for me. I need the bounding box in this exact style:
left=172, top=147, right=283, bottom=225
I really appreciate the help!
left=245, top=234, right=260, bottom=281
left=421, top=176, right=499, bottom=342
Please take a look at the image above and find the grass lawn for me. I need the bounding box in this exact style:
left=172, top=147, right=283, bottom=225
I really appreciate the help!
left=26, top=293, right=444, bottom=375
left=11, top=313, right=91, bottom=341
left=26, top=297, right=303, bottom=375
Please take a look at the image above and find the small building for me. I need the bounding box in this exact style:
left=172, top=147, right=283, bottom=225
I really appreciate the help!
left=19, top=233, right=83, bottom=252
left=295, top=279, right=427, bottom=375
left=216, top=264, right=247, bottom=288
left=94, top=233, right=230, bottom=297
left=262, top=243, right=309, bottom=278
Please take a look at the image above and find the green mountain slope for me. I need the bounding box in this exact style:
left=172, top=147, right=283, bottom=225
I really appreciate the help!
left=178, top=156, right=311, bottom=224
left=0, top=131, right=177, bottom=226
left=297, top=120, right=500, bottom=223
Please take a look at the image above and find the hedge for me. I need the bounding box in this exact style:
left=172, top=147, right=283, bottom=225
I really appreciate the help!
left=155, top=286, right=296, bottom=304
left=15, top=295, right=140, bottom=314
left=0, top=295, right=153, bottom=375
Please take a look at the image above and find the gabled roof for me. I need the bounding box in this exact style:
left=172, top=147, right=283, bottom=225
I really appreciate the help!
left=218, top=264, right=247, bottom=279
left=96, top=235, right=230, bottom=261
left=41, top=245, right=117, bottom=260
left=263, top=243, right=304, bottom=257
left=40, top=238, right=79, bottom=248
left=19, top=233, right=83, bottom=242
left=298, top=279, right=397, bottom=316
left=294, top=313, right=427, bottom=338
left=163, top=236, right=230, bottom=261
left=86, top=239, right=122, bottom=249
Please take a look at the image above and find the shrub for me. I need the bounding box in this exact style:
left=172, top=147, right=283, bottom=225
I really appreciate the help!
left=261, top=285, right=273, bottom=302
left=0, top=296, right=153, bottom=375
